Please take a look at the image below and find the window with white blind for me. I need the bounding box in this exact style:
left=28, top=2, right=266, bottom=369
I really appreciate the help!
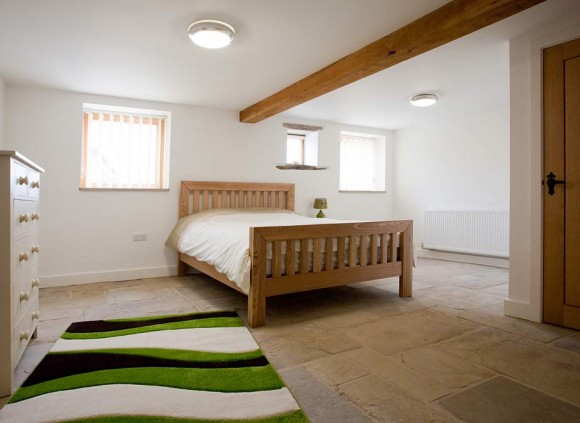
left=80, top=104, right=170, bottom=190
left=339, top=132, right=386, bottom=192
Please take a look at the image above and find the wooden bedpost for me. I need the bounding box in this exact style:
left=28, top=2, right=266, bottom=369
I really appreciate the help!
left=399, top=222, right=413, bottom=297
left=178, top=254, right=188, bottom=277
left=177, top=182, right=191, bottom=277
left=248, top=228, right=267, bottom=327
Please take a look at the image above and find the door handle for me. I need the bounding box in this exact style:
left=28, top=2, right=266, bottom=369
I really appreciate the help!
left=546, top=172, right=565, bottom=195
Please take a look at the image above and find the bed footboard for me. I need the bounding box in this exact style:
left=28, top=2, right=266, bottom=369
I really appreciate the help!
left=248, top=220, right=413, bottom=327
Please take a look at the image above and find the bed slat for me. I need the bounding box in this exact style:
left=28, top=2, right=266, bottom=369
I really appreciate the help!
left=286, top=240, right=295, bottom=276
left=272, top=241, right=282, bottom=278
left=313, top=238, right=322, bottom=272
left=381, top=233, right=388, bottom=264
left=325, top=237, right=333, bottom=271
left=192, top=190, right=199, bottom=213
left=337, top=237, right=346, bottom=269
left=349, top=236, right=357, bottom=268
left=390, top=234, right=397, bottom=262
left=370, top=234, right=378, bottom=265
left=360, top=235, right=368, bottom=267
left=300, top=239, right=308, bottom=274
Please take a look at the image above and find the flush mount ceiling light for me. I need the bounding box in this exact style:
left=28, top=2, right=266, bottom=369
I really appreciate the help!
left=409, top=93, right=439, bottom=107
left=188, top=20, right=235, bottom=49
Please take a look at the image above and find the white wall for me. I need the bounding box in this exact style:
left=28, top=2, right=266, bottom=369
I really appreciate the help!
left=507, top=17, right=580, bottom=322
left=0, top=76, right=5, bottom=149
left=4, top=85, right=394, bottom=286
left=393, top=106, right=510, bottom=251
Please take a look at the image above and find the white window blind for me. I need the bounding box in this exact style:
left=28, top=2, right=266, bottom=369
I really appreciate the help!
left=339, top=132, right=386, bottom=191
left=81, top=105, right=170, bottom=190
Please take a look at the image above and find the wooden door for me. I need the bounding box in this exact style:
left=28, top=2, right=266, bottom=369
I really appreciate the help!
left=543, top=37, right=580, bottom=329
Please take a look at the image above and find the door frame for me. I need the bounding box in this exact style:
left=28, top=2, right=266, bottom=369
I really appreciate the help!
left=506, top=19, right=580, bottom=323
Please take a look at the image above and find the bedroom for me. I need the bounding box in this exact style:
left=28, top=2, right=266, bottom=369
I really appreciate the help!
left=0, top=0, right=579, bottom=422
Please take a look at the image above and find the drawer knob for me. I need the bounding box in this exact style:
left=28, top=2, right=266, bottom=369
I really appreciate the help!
left=20, top=331, right=30, bottom=341
left=31, top=245, right=40, bottom=254
left=32, top=278, right=40, bottom=288
left=19, top=213, right=30, bottom=223
left=18, top=176, right=29, bottom=186
left=19, top=252, right=30, bottom=262
left=31, top=213, right=40, bottom=221
left=32, top=311, right=40, bottom=320
left=30, top=181, right=40, bottom=189
left=20, top=291, right=30, bottom=302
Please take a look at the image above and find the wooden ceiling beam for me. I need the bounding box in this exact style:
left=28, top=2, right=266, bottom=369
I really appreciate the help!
left=239, top=0, right=546, bottom=123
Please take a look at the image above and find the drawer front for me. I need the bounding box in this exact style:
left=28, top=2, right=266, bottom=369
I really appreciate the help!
left=12, top=297, right=39, bottom=367
left=13, top=274, right=40, bottom=323
left=13, top=200, right=39, bottom=241
left=12, top=235, right=39, bottom=283
left=13, top=161, right=29, bottom=198
left=27, top=170, right=40, bottom=199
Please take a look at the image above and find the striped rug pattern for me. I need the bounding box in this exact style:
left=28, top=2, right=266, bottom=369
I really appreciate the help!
left=0, top=311, right=309, bottom=423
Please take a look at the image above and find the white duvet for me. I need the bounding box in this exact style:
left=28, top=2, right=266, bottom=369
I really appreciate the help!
left=166, top=208, right=346, bottom=294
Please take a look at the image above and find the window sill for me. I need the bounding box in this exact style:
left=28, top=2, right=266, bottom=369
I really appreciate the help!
left=276, top=164, right=328, bottom=170
left=79, top=188, right=170, bottom=192
left=339, top=190, right=387, bottom=193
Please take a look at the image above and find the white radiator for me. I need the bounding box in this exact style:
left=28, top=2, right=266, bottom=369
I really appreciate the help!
left=423, top=210, right=509, bottom=258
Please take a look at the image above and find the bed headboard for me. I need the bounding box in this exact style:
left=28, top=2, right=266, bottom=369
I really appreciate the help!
left=179, top=181, right=295, bottom=218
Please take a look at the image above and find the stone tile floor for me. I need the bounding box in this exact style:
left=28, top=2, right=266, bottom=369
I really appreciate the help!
left=1, top=258, right=579, bottom=422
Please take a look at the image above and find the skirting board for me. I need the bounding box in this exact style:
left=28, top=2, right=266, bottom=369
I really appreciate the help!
left=504, top=298, right=542, bottom=323
left=40, top=265, right=178, bottom=288
left=417, top=248, right=509, bottom=268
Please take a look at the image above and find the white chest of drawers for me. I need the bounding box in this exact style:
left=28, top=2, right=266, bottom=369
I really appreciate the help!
left=0, top=151, right=44, bottom=396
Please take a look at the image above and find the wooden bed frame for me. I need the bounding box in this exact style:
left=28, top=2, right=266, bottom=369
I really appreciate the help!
left=177, top=181, right=413, bottom=327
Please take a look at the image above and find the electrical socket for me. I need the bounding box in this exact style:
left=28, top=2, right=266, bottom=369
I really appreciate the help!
left=133, top=233, right=147, bottom=242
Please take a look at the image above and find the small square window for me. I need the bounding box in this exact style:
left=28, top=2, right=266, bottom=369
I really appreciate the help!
left=286, top=134, right=305, bottom=165
left=286, top=130, right=318, bottom=166
left=80, top=104, right=170, bottom=190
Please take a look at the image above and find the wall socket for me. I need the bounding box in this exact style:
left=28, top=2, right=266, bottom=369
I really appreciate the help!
left=132, top=233, right=147, bottom=242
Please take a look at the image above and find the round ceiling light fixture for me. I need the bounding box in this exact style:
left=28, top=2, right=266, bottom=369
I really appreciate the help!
left=188, top=20, right=235, bottom=49
left=409, top=93, right=439, bottom=107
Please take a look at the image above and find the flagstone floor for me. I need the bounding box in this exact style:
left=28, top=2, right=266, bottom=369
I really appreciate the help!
left=2, top=258, right=580, bottom=422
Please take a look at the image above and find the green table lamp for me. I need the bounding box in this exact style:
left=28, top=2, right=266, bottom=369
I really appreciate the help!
left=314, top=198, right=327, bottom=218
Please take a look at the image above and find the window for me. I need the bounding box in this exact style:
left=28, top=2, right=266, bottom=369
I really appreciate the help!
left=286, top=130, right=318, bottom=166
left=81, top=104, right=170, bottom=190
left=339, top=131, right=386, bottom=192
left=286, top=134, right=305, bottom=164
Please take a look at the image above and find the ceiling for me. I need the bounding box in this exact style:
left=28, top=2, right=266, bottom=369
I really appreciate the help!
left=0, top=0, right=578, bottom=130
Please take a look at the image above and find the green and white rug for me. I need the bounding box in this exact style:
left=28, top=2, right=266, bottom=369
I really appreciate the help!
left=0, top=311, right=309, bottom=423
